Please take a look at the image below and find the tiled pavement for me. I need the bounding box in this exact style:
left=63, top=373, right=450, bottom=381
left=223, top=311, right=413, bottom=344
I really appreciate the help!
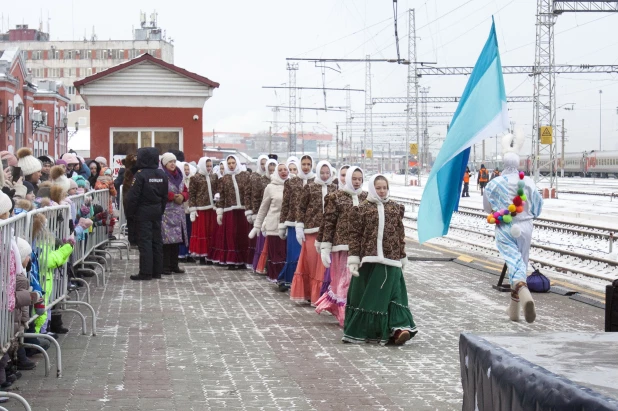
left=5, top=242, right=605, bottom=410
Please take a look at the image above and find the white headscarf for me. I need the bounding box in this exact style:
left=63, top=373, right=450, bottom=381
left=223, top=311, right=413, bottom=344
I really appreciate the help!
left=224, top=155, right=242, bottom=176
left=286, top=157, right=299, bottom=176
left=343, top=166, right=364, bottom=206
left=338, top=164, right=351, bottom=188
left=314, top=160, right=335, bottom=212
left=270, top=163, right=289, bottom=185
left=198, top=157, right=214, bottom=202
left=224, top=155, right=243, bottom=206
left=297, top=155, right=316, bottom=185
left=197, top=157, right=210, bottom=176
left=264, top=159, right=278, bottom=177
left=256, top=154, right=269, bottom=176
left=367, top=174, right=390, bottom=204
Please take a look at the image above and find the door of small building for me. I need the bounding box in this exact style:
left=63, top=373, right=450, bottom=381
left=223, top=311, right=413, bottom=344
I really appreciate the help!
left=109, top=128, right=183, bottom=176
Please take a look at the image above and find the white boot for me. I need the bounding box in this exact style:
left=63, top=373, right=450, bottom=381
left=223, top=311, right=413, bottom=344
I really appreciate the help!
left=507, top=299, right=520, bottom=322
left=517, top=284, right=536, bottom=323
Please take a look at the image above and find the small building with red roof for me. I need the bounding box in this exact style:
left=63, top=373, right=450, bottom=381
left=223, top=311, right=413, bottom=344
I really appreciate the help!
left=74, top=53, right=219, bottom=170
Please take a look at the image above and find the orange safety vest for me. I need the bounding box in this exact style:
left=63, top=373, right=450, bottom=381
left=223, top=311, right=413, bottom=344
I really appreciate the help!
left=479, top=169, right=488, bottom=182
left=463, top=172, right=470, bottom=183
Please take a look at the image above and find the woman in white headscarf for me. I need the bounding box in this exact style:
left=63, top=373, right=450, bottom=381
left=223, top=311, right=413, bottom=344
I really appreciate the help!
left=275, top=156, right=309, bottom=290
left=178, top=162, right=197, bottom=262
left=344, top=174, right=417, bottom=346
left=250, top=162, right=289, bottom=283
left=290, top=160, right=337, bottom=305
left=189, top=157, right=217, bottom=264
left=246, top=155, right=270, bottom=273
left=213, top=155, right=252, bottom=269
left=315, top=166, right=367, bottom=326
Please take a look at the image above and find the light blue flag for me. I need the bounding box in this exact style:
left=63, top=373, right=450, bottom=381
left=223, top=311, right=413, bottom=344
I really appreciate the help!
left=418, top=18, right=508, bottom=244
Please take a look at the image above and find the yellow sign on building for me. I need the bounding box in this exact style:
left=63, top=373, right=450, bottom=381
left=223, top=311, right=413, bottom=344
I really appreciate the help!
left=540, top=126, right=553, bottom=145
left=410, top=143, right=418, bottom=155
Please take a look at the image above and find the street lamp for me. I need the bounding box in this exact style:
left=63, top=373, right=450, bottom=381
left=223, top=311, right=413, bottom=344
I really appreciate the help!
left=3, top=102, right=24, bottom=131
left=599, top=90, right=603, bottom=151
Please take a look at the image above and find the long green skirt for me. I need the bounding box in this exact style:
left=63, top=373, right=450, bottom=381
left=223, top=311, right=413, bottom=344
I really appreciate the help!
left=342, top=263, right=417, bottom=345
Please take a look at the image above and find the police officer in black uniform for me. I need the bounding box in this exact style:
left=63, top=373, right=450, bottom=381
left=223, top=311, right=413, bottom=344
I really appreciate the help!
left=126, top=147, right=168, bottom=281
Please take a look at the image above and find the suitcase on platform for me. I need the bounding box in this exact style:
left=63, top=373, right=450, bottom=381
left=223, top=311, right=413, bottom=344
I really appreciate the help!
left=606, top=279, right=618, bottom=332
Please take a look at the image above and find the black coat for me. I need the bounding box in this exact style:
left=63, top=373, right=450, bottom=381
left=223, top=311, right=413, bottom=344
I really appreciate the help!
left=125, top=147, right=168, bottom=222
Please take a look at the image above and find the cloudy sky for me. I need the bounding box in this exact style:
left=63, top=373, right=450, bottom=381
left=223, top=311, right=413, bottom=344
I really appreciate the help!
left=4, top=0, right=618, bottom=157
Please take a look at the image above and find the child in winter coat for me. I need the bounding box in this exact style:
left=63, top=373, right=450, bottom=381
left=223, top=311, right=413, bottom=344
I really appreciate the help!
left=94, top=168, right=117, bottom=238
left=344, top=174, right=417, bottom=346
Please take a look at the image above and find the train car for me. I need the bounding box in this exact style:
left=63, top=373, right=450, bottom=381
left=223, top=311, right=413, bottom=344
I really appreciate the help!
left=584, top=150, right=618, bottom=178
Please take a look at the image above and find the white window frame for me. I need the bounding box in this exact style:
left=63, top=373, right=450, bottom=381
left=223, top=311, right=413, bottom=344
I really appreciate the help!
left=109, top=127, right=183, bottom=160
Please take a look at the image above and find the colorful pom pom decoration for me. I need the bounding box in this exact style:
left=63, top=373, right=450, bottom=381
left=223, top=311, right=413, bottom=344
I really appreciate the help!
left=487, top=171, right=527, bottom=226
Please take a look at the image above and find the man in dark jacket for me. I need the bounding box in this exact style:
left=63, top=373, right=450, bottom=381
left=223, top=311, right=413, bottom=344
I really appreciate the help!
left=126, top=147, right=168, bottom=281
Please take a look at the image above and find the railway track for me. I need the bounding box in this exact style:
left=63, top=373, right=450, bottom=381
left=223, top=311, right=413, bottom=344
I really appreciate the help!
left=392, top=196, right=618, bottom=283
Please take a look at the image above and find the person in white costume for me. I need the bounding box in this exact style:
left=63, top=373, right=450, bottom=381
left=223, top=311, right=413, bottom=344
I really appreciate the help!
left=483, top=129, right=543, bottom=323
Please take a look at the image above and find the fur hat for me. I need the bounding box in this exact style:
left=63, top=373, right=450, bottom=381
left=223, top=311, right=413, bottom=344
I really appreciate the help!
left=0, top=191, right=11, bottom=215
left=61, top=153, right=79, bottom=165
left=38, top=155, right=54, bottom=166
left=267, top=154, right=278, bottom=160
left=161, top=152, right=176, bottom=166
left=32, top=213, right=47, bottom=238
left=95, top=156, right=108, bottom=167
left=17, top=148, right=42, bottom=176
left=50, top=184, right=65, bottom=204
left=122, top=154, right=137, bottom=169
left=16, top=237, right=32, bottom=264
left=50, top=165, right=71, bottom=193
left=14, top=199, right=33, bottom=214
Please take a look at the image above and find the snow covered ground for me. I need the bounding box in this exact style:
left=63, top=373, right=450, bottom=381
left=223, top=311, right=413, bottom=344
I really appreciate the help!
left=383, top=173, right=618, bottom=230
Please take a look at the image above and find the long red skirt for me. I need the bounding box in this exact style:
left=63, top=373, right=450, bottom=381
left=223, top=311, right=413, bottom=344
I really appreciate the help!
left=206, top=210, right=219, bottom=260
left=266, top=235, right=287, bottom=283
left=290, top=233, right=325, bottom=304
left=189, top=209, right=212, bottom=257
left=211, top=209, right=249, bottom=265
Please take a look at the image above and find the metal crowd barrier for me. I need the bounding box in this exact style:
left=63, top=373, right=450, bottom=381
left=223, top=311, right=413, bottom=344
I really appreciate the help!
left=0, top=188, right=122, bottom=409
left=0, top=213, right=28, bottom=354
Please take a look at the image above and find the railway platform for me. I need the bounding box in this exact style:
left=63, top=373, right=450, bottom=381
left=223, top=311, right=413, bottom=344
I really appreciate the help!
left=5, top=242, right=605, bottom=410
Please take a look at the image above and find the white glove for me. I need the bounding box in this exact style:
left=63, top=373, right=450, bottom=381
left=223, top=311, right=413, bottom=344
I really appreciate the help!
left=216, top=208, right=223, bottom=225
left=401, top=257, right=408, bottom=270
left=278, top=225, right=287, bottom=239
left=295, top=228, right=305, bottom=245
left=246, top=213, right=253, bottom=224
left=248, top=227, right=259, bottom=239
left=321, top=249, right=331, bottom=268
left=261, top=225, right=267, bottom=237
left=190, top=210, right=197, bottom=222
left=348, top=263, right=359, bottom=277
left=214, top=193, right=220, bottom=201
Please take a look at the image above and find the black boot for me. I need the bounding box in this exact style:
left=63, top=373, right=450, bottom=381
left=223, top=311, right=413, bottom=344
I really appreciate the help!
left=15, top=348, right=35, bottom=370
left=162, top=245, right=172, bottom=275
left=170, top=248, right=185, bottom=274
left=186, top=256, right=196, bottom=263
left=130, top=274, right=152, bottom=281
left=50, top=313, right=69, bottom=334
left=199, top=257, right=207, bottom=265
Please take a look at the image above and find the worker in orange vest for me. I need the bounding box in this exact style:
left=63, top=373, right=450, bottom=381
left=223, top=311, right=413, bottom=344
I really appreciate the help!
left=478, top=164, right=489, bottom=195
left=462, top=167, right=471, bottom=197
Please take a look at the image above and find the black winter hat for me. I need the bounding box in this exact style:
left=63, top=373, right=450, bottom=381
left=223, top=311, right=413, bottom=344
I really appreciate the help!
left=267, top=154, right=278, bottom=160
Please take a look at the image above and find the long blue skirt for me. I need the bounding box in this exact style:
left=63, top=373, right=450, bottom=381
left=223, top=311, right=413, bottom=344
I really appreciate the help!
left=179, top=214, right=192, bottom=258
left=278, top=226, right=301, bottom=286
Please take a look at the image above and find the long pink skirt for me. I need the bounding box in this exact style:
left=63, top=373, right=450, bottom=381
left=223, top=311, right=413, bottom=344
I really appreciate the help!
left=290, top=233, right=325, bottom=304
left=211, top=210, right=249, bottom=265
left=315, top=250, right=351, bottom=327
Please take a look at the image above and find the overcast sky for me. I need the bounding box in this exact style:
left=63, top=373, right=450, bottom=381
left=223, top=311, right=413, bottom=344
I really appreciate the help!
left=4, top=0, right=618, bottom=156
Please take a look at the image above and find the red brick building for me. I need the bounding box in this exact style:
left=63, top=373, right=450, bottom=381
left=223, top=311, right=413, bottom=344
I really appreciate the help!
left=75, top=53, right=219, bottom=170
left=0, top=47, right=69, bottom=157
